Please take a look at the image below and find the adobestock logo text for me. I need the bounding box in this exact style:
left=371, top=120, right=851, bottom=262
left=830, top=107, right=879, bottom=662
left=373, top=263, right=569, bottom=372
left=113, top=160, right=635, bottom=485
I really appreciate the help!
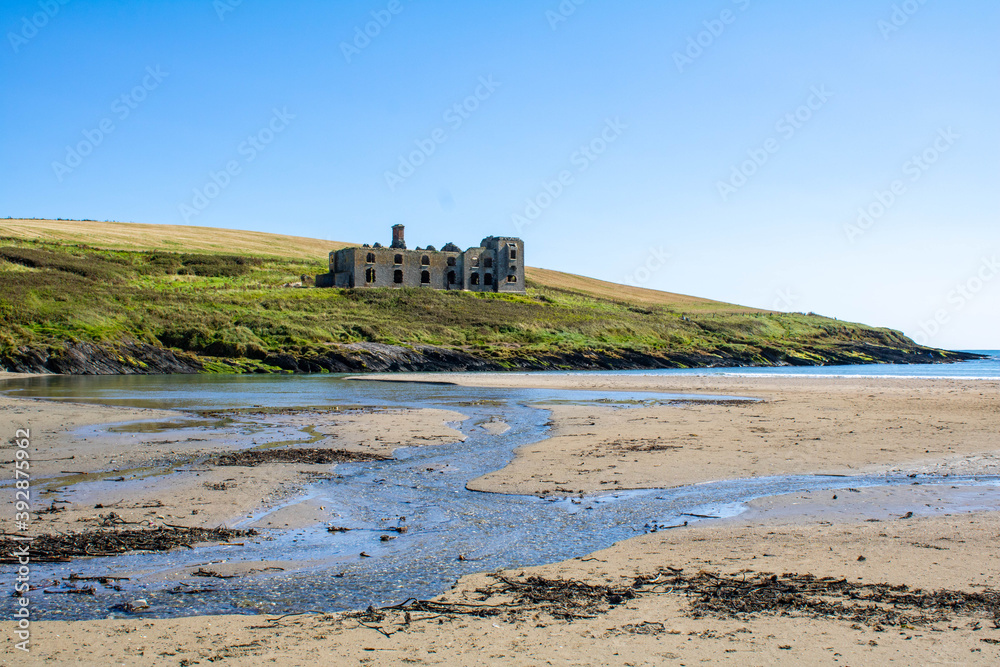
left=7, top=0, right=71, bottom=53
left=179, top=108, right=294, bottom=223
left=51, top=66, right=168, bottom=182
left=913, top=255, right=998, bottom=346
left=716, top=85, right=832, bottom=202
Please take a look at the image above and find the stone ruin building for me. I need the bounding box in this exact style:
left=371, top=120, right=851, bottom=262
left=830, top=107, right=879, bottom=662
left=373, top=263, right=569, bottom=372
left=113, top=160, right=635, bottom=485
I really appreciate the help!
left=316, top=225, right=525, bottom=294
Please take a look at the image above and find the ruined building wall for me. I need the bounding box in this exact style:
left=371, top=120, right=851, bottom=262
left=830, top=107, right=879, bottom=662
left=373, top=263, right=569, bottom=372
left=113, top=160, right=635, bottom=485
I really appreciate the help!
left=315, top=228, right=525, bottom=294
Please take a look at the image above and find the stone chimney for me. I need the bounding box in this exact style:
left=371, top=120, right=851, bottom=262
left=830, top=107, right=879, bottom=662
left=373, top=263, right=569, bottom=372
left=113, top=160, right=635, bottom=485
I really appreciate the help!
left=391, top=224, right=406, bottom=249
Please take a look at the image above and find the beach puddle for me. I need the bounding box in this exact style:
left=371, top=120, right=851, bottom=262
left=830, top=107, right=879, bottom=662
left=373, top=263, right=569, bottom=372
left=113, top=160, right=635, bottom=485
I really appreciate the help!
left=33, top=460, right=199, bottom=496
left=109, top=417, right=232, bottom=434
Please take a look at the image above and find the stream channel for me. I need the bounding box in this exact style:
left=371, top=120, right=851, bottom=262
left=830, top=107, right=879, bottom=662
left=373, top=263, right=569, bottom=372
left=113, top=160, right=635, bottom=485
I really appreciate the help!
left=2, top=373, right=998, bottom=620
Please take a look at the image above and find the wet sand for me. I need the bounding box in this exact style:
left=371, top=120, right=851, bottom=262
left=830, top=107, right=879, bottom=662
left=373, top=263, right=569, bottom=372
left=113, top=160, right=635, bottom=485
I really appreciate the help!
left=3, top=371, right=1000, bottom=664
left=430, top=374, right=1000, bottom=494
left=0, top=377, right=467, bottom=535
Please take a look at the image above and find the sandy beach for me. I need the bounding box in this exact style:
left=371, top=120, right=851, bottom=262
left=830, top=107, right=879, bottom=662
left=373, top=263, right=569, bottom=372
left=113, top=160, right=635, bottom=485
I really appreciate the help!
left=2, top=371, right=999, bottom=664
left=451, top=373, right=1000, bottom=493
left=0, top=374, right=468, bottom=535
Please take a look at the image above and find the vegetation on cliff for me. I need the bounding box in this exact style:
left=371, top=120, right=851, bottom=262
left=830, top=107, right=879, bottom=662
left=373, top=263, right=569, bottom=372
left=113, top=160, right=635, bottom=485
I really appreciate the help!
left=0, top=221, right=974, bottom=374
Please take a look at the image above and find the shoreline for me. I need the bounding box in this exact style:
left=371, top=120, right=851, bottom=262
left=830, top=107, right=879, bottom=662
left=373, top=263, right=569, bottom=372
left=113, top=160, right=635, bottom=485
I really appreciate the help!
left=2, top=372, right=999, bottom=664
left=0, top=343, right=989, bottom=378
left=3, top=372, right=998, bottom=543
left=3, top=372, right=998, bottom=537
left=0, top=387, right=469, bottom=535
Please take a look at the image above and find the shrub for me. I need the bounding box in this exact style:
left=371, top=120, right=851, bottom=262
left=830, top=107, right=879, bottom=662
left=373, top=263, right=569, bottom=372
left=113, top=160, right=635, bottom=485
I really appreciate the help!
left=0, top=247, right=127, bottom=282
left=177, top=254, right=263, bottom=277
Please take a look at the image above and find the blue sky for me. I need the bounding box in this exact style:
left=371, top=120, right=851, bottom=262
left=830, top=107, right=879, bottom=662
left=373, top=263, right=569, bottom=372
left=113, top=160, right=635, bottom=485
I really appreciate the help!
left=2, top=0, right=997, bottom=348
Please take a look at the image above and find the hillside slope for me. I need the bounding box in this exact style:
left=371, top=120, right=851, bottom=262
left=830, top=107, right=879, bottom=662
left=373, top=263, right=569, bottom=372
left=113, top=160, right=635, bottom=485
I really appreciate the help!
left=0, top=219, right=751, bottom=312
left=0, top=218, right=350, bottom=259
left=0, top=219, right=977, bottom=375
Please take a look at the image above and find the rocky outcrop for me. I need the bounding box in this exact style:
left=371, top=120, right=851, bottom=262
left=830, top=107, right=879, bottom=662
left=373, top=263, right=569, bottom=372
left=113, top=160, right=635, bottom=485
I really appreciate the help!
left=263, top=343, right=501, bottom=373
left=1, top=342, right=202, bottom=375
left=1, top=340, right=982, bottom=376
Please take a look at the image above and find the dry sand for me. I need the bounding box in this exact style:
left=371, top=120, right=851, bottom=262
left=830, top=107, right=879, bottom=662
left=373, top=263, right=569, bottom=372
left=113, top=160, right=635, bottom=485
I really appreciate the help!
left=2, top=371, right=999, bottom=665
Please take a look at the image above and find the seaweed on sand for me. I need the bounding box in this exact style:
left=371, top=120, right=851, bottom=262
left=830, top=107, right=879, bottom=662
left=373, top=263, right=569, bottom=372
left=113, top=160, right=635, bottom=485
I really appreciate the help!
left=207, top=448, right=389, bottom=467
left=0, top=526, right=256, bottom=563
left=338, top=569, right=1000, bottom=636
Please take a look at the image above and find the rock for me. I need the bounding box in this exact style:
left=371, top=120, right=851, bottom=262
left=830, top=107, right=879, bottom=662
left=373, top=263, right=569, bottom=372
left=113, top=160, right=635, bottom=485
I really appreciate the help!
left=2, top=336, right=984, bottom=376
left=124, top=598, right=150, bottom=612
left=2, top=341, right=201, bottom=375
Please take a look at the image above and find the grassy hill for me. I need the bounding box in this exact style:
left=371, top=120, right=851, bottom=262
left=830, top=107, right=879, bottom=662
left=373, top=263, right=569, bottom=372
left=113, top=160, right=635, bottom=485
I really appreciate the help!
left=0, top=219, right=971, bottom=374
left=0, top=219, right=749, bottom=312
left=0, top=218, right=351, bottom=259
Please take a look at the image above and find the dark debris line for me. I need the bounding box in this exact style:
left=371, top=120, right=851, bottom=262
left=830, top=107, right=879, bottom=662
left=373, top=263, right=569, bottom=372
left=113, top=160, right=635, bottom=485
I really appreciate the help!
left=678, top=571, right=1000, bottom=629
left=340, top=569, right=1000, bottom=635
left=0, top=527, right=255, bottom=563
left=207, top=448, right=389, bottom=467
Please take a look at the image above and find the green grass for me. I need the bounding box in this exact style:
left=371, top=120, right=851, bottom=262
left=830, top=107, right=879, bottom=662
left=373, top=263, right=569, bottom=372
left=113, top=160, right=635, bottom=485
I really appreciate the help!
left=0, top=237, right=944, bottom=371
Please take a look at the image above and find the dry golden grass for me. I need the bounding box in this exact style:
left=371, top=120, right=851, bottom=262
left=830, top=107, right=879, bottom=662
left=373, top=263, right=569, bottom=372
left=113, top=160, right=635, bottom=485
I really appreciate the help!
left=0, top=219, right=349, bottom=260
left=1, top=218, right=754, bottom=313
left=524, top=267, right=764, bottom=313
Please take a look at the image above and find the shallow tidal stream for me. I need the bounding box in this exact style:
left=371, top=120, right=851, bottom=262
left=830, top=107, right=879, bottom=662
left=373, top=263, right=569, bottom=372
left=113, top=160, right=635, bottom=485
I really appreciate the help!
left=2, top=373, right=998, bottom=621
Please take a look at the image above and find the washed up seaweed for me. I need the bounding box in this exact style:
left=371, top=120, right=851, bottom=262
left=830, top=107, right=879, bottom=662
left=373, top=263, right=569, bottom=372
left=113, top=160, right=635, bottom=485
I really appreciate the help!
left=342, top=573, right=636, bottom=631
left=0, top=526, right=256, bottom=563
left=670, top=570, right=1000, bottom=628
left=208, top=448, right=390, bottom=467
left=340, top=569, right=1000, bottom=636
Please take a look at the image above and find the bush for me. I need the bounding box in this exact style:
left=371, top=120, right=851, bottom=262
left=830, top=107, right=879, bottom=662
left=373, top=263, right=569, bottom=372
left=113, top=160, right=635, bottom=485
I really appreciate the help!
left=158, top=324, right=267, bottom=359
left=0, top=247, right=127, bottom=282
left=177, top=254, right=263, bottom=277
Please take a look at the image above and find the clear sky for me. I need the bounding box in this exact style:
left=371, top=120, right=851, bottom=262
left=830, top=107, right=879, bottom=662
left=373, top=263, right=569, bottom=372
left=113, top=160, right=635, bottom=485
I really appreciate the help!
left=2, top=0, right=997, bottom=349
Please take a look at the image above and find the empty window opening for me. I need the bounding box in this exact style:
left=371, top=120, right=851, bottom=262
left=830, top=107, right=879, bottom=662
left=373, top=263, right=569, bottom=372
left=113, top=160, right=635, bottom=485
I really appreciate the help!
left=509, top=246, right=517, bottom=260
left=420, top=270, right=430, bottom=284
left=447, top=256, right=457, bottom=266
left=366, top=252, right=376, bottom=264
left=393, top=269, right=403, bottom=284
left=484, top=257, right=494, bottom=268
left=470, top=273, right=480, bottom=285
left=507, top=274, right=517, bottom=283
left=484, top=273, right=493, bottom=285
left=365, top=267, right=376, bottom=283
left=447, top=270, right=457, bottom=284
left=394, top=254, right=403, bottom=265
left=471, top=256, right=479, bottom=267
